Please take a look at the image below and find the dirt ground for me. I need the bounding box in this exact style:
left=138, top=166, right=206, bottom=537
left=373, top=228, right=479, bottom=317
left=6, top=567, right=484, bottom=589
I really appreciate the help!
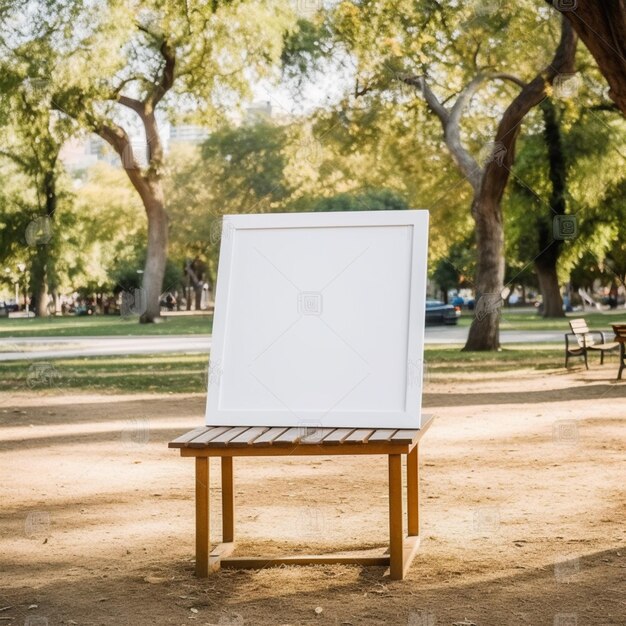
left=1, top=365, right=625, bottom=626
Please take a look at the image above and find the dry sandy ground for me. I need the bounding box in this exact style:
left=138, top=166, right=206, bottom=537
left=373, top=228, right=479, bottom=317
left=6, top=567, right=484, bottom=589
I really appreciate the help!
left=1, top=366, right=625, bottom=626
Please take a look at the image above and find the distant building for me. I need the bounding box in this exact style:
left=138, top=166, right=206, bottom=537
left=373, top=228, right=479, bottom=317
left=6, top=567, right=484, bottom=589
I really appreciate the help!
left=61, top=102, right=273, bottom=173
left=245, top=101, right=272, bottom=123
left=169, top=125, right=210, bottom=145
left=59, top=136, right=98, bottom=171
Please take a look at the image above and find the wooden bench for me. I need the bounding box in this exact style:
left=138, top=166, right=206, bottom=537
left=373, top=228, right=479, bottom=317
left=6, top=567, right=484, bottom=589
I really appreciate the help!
left=169, top=416, right=434, bottom=580
left=565, top=318, right=619, bottom=369
left=611, top=324, right=626, bottom=380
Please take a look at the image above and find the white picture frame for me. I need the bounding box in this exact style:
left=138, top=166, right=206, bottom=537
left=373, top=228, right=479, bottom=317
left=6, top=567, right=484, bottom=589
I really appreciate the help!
left=205, top=210, right=429, bottom=429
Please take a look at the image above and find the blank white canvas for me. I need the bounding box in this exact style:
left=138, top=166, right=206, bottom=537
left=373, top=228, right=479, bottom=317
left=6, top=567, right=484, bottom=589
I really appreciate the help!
left=206, top=210, right=429, bottom=429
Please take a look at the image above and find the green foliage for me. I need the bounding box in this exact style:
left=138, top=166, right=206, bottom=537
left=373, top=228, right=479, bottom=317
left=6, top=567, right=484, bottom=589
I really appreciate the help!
left=309, top=188, right=409, bottom=212
left=202, top=122, right=291, bottom=202
left=506, top=94, right=626, bottom=287
left=281, top=18, right=333, bottom=81
left=109, top=247, right=183, bottom=295
left=432, top=238, right=476, bottom=294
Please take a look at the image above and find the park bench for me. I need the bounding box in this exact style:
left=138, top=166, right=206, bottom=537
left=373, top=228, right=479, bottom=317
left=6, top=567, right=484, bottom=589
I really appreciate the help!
left=611, top=324, right=626, bottom=380
left=169, top=418, right=433, bottom=580
left=564, top=318, right=619, bottom=369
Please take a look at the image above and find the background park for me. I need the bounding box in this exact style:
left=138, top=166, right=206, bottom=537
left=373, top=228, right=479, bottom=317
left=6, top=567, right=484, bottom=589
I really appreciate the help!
left=1, top=1, right=625, bottom=625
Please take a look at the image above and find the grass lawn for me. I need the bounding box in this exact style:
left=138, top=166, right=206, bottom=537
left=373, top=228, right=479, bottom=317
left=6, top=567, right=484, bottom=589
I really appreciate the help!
left=457, top=308, right=626, bottom=330
left=2, top=309, right=626, bottom=338
left=0, top=313, right=213, bottom=337
left=0, top=345, right=568, bottom=394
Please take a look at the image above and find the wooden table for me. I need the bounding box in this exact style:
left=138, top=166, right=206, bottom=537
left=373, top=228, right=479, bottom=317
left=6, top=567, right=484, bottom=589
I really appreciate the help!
left=611, top=324, right=626, bottom=380
left=169, top=416, right=434, bottom=580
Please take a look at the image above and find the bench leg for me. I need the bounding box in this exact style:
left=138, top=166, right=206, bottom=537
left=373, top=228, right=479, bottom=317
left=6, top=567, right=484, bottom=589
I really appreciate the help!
left=221, top=457, right=235, bottom=543
left=388, top=454, right=403, bottom=580
left=407, top=445, right=419, bottom=537
left=619, top=344, right=625, bottom=380
left=195, top=457, right=210, bottom=577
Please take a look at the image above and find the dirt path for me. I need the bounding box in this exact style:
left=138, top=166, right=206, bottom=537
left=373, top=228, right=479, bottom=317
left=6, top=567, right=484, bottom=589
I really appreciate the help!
left=1, top=366, right=625, bottom=625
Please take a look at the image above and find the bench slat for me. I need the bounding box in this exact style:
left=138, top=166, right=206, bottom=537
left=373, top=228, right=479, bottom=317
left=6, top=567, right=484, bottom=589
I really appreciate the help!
left=209, top=427, right=251, bottom=447
left=272, top=427, right=304, bottom=445
left=343, top=428, right=375, bottom=444
left=367, top=429, right=398, bottom=443
left=612, top=324, right=626, bottom=338
left=323, top=428, right=355, bottom=444
left=228, top=427, right=269, bottom=447
left=252, top=427, right=289, bottom=446
left=299, top=428, right=336, bottom=444
left=187, top=426, right=233, bottom=448
left=391, top=429, right=420, bottom=444
left=168, top=427, right=210, bottom=448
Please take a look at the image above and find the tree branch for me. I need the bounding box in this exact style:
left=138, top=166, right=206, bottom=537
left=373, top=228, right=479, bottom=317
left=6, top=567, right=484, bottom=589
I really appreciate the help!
left=146, top=39, right=176, bottom=111
left=403, top=75, right=449, bottom=124
left=482, top=17, right=578, bottom=208
left=0, top=148, right=30, bottom=170
left=118, top=95, right=146, bottom=118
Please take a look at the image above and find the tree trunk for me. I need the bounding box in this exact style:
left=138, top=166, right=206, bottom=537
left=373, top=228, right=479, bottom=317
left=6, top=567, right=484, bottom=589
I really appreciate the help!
left=31, top=168, right=57, bottom=318
left=31, top=247, right=49, bottom=317
left=96, top=109, right=171, bottom=323
left=461, top=19, right=576, bottom=350
left=549, top=1, right=626, bottom=114
left=463, top=196, right=505, bottom=350
left=534, top=98, right=565, bottom=318
left=140, top=195, right=168, bottom=323
left=536, top=261, right=564, bottom=317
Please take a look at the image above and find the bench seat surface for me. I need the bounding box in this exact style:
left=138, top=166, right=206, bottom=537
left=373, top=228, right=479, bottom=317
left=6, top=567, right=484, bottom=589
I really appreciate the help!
left=169, top=417, right=433, bottom=450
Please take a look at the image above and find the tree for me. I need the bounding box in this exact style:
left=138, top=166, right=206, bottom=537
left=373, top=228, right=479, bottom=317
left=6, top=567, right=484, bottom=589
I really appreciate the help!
left=547, top=0, right=626, bottom=115
left=0, top=66, right=75, bottom=316
left=166, top=121, right=293, bottom=292
left=1, top=0, right=296, bottom=322
left=317, top=2, right=576, bottom=349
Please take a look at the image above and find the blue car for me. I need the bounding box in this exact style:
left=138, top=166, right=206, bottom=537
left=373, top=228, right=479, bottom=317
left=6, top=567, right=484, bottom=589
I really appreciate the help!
left=425, top=300, right=461, bottom=325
